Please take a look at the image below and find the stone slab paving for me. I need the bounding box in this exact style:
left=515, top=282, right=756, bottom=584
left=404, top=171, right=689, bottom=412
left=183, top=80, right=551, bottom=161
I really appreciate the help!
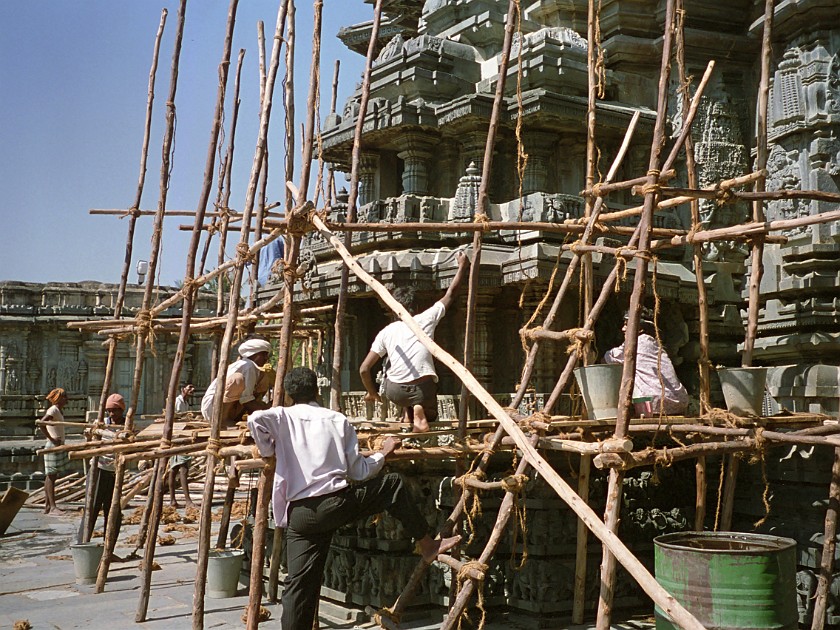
left=0, top=506, right=653, bottom=630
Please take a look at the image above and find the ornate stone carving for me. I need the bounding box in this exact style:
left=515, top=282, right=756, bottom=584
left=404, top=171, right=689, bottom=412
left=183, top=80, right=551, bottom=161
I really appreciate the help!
left=449, top=161, right=481, bottom=221
left=766, top=144, right=808, bottom=236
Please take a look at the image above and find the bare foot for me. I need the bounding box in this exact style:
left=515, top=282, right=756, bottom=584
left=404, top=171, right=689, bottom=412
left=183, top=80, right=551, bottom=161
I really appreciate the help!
left=412, top=419, right=430, bottom=433
left=185, top=501, right=197, bottom=510
left=170, top=500, right=181, bottom=509
left=417, top=534, right=461, bottom=564
left=47, top=509, right=67, bottom=517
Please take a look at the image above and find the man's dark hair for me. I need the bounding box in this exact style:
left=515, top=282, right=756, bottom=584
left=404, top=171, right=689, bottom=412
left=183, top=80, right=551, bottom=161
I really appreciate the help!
left=284, top=367, right=318, bottom=403
left=392, top=286, right=419, bottom=314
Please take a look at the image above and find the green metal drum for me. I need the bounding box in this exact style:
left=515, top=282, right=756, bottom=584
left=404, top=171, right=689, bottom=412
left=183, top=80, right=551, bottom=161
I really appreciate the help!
left=654, top=531, right=797, bottom=630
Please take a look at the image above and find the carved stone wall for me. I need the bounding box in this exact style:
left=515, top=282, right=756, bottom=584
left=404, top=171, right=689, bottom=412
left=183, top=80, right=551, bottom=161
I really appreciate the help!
left=0, top=281, right=214, bottom=438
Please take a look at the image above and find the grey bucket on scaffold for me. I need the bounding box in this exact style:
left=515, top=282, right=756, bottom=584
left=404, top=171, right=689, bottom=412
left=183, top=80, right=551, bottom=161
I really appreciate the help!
left=70, top=542, right=104, bottom=585
left=574, top=364, right=623, bottom=420
left=718, top=367, right=768, bottom=416
left=654, top=531, right=797, bottom=629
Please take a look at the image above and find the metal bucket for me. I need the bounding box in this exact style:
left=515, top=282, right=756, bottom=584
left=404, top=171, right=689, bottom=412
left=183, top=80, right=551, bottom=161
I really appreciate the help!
left=70, top=542, right=104, bottom=585
left=207, top=549, right=244, bottom=598
left=573, top=364, right=623, bottom=420
left=654, top=531, right=797, bottom=630
left=718, top=367, right=767, bottom=416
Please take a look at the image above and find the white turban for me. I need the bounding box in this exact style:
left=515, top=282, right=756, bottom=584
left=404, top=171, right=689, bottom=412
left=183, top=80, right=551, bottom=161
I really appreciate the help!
left=238, top=339, right=272, bottom=359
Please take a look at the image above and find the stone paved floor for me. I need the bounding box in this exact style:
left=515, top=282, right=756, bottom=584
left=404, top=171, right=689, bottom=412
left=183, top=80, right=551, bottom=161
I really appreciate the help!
left=0, top=505, right=654, bottom=630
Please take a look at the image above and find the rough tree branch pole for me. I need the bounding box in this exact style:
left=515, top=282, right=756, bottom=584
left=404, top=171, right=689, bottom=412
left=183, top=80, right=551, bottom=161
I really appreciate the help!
left=308, top=212, right=705, bottom=630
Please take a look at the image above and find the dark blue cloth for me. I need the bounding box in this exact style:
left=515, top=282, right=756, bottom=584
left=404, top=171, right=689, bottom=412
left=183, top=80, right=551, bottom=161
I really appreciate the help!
left=257, top=239, right=285, bottom=286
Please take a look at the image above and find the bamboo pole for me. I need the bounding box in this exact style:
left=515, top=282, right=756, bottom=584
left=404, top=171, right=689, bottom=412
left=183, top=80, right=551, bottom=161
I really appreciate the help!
left=192, top=0, right=289, bottom=625
left=310, top=212, right=705, bottom=630
left=594, top=440, right=756, bottom=471
left=329, top=0, right=383, bottom=411
left=325, top=59, right=340, bottom=203
left=96, top=454, right=126, bottom=592
left=458, top=0, right=518, bottom=427
left=812, top=447, right=840, bottom=630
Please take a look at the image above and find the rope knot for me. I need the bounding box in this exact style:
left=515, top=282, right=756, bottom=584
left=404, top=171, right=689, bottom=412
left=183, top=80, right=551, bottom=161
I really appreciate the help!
left=235, top=242, right=255, bottom=265
left=206, top=438, right=223, bottom=459
left=500, top=473, right=529, bottom=494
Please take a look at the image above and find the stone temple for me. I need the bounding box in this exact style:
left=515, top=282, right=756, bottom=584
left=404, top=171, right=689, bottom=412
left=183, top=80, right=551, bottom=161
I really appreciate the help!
left=253, top=0, right=840, bottom=624
left=260, top=0, right=840, bottom=419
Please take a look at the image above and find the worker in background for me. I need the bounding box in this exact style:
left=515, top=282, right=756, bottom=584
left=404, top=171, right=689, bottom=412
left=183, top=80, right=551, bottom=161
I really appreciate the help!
left=360, top=251, right=470, bottom=432
left=38, top=388, right=71, bottom=516
left=169, top=383, right=196, bottom=509
left=84, top=393, right=125, bottom=541
left=201, top=338, right=272, bottom=426
left=603, top=308, right=689, bottom=416
left=248, top=367, right=461, bottom=630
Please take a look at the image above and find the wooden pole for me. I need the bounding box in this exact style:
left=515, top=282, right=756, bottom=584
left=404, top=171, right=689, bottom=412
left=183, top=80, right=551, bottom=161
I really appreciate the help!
left=248, top=20, right=269, bottom=311
left=139, top=0, right=240, bottom=621
left=572, top=453, right=592, bottom=624
left=457, top=0, right=518, bottom=427
left=812, top=447, right=840, bottom=630
left=511, top=111, right=641, bottom=409
left=582, top=0, right=599, bottom=339
left=311, top=212, right=705, bottom=630
left=596, top=1, right=676, bottom=626
left=95, top=454, right=126, bottom=592
left=192, top=0, right=289, bottom=625
left=695, top=455, right=707, bottom=531
left=743, top=0, right=774, bottom=367
left=325, top=59, right=340, bottom=204
left=329, top=0, right=383, bottom=411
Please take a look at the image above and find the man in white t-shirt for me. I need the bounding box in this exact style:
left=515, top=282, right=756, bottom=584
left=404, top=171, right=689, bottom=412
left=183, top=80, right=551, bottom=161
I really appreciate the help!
left=360, top=252, right=470, bottom=432
left=201, top=338, right=272, bottom=426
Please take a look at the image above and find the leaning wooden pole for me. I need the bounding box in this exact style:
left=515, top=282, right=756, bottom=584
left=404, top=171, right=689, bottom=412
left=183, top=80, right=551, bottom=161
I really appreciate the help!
left=248, top=20, right=269, bottom=310
left=192, top=0, right=289, bottom=625
left=325, top=59, right=340, bottom=205
left=812, top=447, right=840, bottom=630
left=329, top=0, right=383, bottom=411
left=81, top=9, right=168, bottom=546
left=582, top=0, right=599, bottom=326
left=742, top=0, right=774, bottom=367
left=137, top=0, right=240, bottom=619
left=510, top=110, right=641, bottom=409
left=596, top=2, right=676, bottom=628
left=457, top=0, right=518, bottom=427
left=311, top=212, right=705, bottom=630
left=257, top=0, right=323, bottom=615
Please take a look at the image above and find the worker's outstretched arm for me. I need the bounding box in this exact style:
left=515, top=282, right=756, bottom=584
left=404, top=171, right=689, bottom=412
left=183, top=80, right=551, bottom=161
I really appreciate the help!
left=439, top=251, right=470, bottom=311
left=360, top=351, right=383, bottom=402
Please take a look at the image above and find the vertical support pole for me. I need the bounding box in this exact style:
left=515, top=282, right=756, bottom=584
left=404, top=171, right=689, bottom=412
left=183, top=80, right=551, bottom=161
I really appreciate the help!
left=572, top=453, right=592, bottom=624
left=812, top=447, right=840, bottom=630
left=695, top=455, right=707, bottom=531
left=329, top=0, right=383, bottom=411
left=596, top=1, right=677, bottom=627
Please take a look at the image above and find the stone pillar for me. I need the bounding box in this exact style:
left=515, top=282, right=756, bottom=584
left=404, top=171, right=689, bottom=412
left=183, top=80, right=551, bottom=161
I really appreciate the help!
left=522, top=132, right=554, bottom=195
left=459, top=131, right=488, bottom=173
left=358, top=153, right=380, bottom=207
left=0, top=345, right=6, bottom=395
left=396, top=133, right=434, bottom=196
left=471, top=292, right=495, bottom=390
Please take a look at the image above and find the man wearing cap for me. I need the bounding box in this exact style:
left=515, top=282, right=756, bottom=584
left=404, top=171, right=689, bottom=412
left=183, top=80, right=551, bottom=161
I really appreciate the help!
left=603, top=308, right=689, bottom=416
left=84, top=393, right=125, bottom=540
left=201, top=338, right=272, bottom=426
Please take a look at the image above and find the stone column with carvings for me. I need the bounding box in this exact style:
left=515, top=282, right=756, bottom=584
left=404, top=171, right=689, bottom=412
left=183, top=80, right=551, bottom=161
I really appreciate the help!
left=522, top=132, right=555, bottom=195
left=396, top=133, right=435, bottom=196
left=358, top=152, right=380, bottom=207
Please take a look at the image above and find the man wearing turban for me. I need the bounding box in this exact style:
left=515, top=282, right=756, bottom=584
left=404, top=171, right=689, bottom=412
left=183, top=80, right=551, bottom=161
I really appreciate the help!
left=38, top=388, right=71, bottom=515
left=201, top=338, right=272, bottom=426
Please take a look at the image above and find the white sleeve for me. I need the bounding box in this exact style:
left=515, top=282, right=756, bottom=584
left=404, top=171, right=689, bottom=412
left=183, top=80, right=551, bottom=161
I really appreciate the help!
left=247, top=409, right=278, bottom=458
left=343, top=420, right=385, bottom=481
left=239, top=362, right=258, bottom=404
left=603, top=344, right=624, bottom=364
left=370, top=328, right=388, bottom=358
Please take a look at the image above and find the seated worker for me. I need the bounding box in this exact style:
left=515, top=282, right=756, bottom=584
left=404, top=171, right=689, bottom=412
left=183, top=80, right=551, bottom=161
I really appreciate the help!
left=603, top=308, right=689, bottom=416
left=360, top=251, right=470, bottom=432
left=201, top=338, right=272, bottom=426
left=248, top=367, right=461, bottom=630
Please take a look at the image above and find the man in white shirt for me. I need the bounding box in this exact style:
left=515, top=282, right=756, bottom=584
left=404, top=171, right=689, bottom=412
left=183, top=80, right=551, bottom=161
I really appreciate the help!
left=360, top=251, right=470, bottom=432
left=201, top=338, right=272, bottom=426
left=248, top=367, right=460, bottom=630
left=170, top=383, right=196, bottom=508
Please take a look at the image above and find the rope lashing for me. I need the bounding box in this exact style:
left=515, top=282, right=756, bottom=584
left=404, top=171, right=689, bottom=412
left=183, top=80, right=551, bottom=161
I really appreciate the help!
left=286, top=200, right=317, bottom=236
left=180, top=276, right=198, bottom=298
left=473, top=212, right=491, bottom=230
left=500, top=473, right=529, bottom=493
left=235, top=242, right=256, bottom=266
left=373, top=607, right=401, bottom=626
left=206, top=438, right=223, bottom=459
left=456, top=560, right=490, bottom=630
left=135, top=309, right=157, bottom=350
left=120, top=206, right=142, bottom=219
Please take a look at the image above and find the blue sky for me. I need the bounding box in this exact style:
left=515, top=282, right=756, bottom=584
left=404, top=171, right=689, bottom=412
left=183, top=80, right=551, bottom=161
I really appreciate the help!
left=0, top=0, right=367, bottom=285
